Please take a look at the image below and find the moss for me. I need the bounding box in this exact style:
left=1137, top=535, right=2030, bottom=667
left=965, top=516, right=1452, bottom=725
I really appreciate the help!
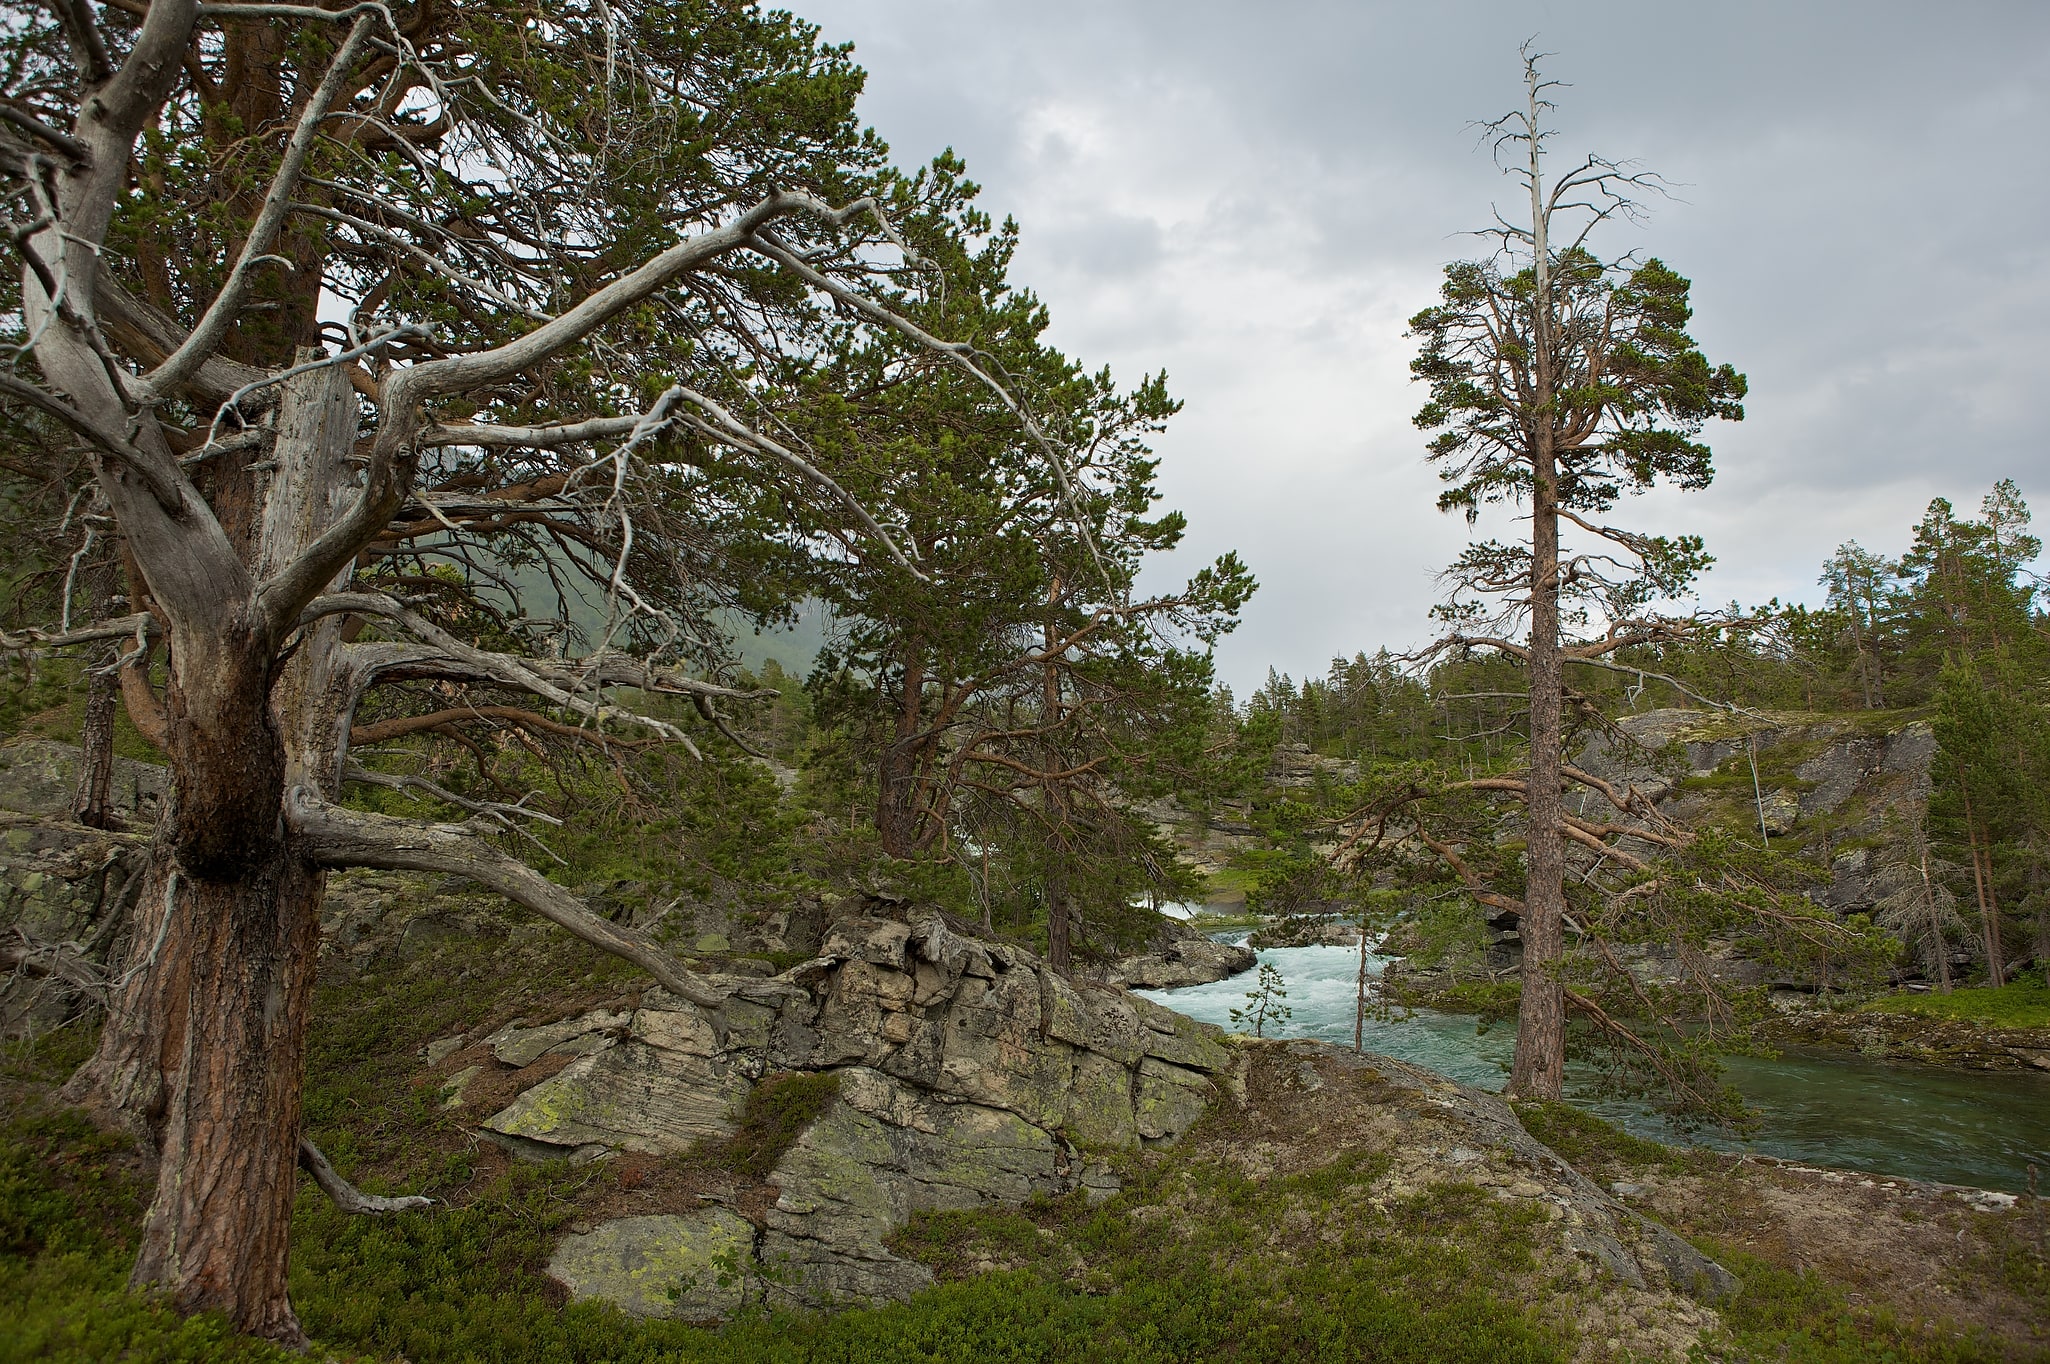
left=1700, top=1241, right=2019, bottom=1363
left=1513, top=1100, right=1709, bottom=1181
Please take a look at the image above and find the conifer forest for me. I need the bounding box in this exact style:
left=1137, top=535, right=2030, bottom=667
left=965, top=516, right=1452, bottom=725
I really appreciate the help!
left=0, top=3, right=2045, bottom=1360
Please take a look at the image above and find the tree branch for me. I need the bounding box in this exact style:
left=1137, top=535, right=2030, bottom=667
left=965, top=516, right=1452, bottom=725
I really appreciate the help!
left=288, top=788, right=726, bottom=1006
left=296, top=1137, right=432, bottom=1214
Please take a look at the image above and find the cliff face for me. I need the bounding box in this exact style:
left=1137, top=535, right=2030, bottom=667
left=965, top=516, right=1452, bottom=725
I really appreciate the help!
left=1576, top=708, right=1937, bottom=913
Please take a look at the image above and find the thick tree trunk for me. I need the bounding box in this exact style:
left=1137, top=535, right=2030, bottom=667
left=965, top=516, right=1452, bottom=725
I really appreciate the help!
left=63, top=359, right=358, bottom=1344
left=130, top=846, right=323, bottom=1345
left=1507, top=128, right=1567, bottom=1101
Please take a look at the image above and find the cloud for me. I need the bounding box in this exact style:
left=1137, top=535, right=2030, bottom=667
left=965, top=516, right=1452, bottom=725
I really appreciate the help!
left=812, top=0, right=2050, bottom=691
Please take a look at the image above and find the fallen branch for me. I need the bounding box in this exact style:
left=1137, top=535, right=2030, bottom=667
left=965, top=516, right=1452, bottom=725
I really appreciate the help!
left=297, top=1137, right=433, bottom=1214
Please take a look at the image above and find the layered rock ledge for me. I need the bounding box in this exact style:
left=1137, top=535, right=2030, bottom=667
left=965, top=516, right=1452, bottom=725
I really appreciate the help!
left=472, top=910, right=1238, bottom=1311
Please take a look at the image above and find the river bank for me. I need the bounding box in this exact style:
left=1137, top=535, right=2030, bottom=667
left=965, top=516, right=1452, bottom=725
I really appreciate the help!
left=1141, top=937, right=2050, bottom=1196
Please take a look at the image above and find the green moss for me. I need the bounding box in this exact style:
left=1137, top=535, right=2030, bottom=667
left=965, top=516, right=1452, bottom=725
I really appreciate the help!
left=892, top=1157, right=1564, bottom=1364
left=1857, top=978, right=2050, bottom=1030
left=1513, top=1100, right=1707, bottom=1180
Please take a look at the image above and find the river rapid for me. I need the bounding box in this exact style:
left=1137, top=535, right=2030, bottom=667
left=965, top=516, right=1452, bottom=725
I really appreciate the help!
left=1137, top=934, right=2050, bottom=1194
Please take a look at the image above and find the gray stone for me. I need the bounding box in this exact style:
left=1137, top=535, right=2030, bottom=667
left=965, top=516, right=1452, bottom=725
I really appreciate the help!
left=0, top=739, right=164, bottom=822
left=501, top=909, right=1242, bottom=1315
left=483, top=1041, right=752, bottom=1154
left=487, top=1008, right=632, bottom=1067
left=440, top=1064, right=483, bottom=1109
left=547, top=1210, right=757, bottom=1319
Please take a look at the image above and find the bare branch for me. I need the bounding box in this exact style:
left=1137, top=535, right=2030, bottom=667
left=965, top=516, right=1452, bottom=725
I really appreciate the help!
left=296, top=1138, right=432, bottom=1214
left=289, top=788, right=725, bottom=1006
left=146, top=15, right=378, bottom=396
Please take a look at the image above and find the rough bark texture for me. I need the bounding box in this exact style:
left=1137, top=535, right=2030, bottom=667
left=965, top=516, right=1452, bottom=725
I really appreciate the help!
left=73, top=659, right=119, bottom=829
left=61, top=360, right=359, bottom=1340
left=1507, top=116, right=1567, bottom=1102
left=129, top=854, right=322, bottom=1345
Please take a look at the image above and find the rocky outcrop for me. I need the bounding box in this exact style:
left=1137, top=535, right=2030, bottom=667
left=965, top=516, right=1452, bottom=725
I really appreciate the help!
left=0, top=738, right=165, bottom=824
left=1248, top=914, right=1362, bottom=949
left=0, top=740, right=157, bottom=1036
left=465, top=908, right=1240, bottom=1314
left=1222, top=1043, right=1737, bottom=1305
left=1574, top=709, right=1936, bottom=881
left=1099, top=914, right=1255, bottom=989
left=1268, top=741, right=1359, bottom=790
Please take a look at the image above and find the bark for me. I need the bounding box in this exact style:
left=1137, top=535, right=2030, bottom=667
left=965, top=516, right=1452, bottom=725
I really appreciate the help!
left=289, top=793, right=726, bottom=1009
left=1506, top=97, right=1568, bottom=1102
left=129, top=851, right=323, bottom=1346
left=73, top=652, right=119, bottom=828
left=62, top=360, right=357, bottom=1344
left=1960, top=789, right=2005, bottom=986
left=297, top=1137, right=433, bottom=1215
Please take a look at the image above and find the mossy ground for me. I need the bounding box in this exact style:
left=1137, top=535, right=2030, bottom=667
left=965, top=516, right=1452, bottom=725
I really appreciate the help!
left=1518, top=1102, right=2050, bottom=1362
left=3, top=887, right=2046, bottom=1362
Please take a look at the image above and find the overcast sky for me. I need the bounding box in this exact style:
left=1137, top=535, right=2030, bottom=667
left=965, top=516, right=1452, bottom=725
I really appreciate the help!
left=809, top=1, right=2050, bottom=694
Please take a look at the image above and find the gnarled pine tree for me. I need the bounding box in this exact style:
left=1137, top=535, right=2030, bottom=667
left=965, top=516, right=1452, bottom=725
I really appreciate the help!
left=0, top=0, right=1085, bottom=1340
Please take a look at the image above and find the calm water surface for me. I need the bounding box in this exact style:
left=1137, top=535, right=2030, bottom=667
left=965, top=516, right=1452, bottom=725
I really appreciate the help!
left=1138, top=937, right=2050, bottom=1193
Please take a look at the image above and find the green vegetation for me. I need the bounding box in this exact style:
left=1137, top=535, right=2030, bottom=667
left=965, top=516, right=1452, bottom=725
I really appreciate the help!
left=1859, top=978, right=2050, bottom=1030
left=698, top=1071, right=843, bottom=1180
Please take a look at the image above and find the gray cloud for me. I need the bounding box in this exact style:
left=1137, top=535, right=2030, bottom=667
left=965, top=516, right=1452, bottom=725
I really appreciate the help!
left=813, top=0, right=2050, bottom=691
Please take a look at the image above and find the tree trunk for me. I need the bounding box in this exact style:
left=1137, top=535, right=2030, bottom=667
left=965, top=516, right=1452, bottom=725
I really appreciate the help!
left=1507, top=98, right=1567, bottom=1102
left=74, top=658, right=120, bottom=828
left=72, top=558, right=125, bottom=829
left=62, top=359, right=358, bottom=1344
left=130, top=848, right=323, bottom=1345
left=1960, top=790, right=2005, bottom=986
left=1046, top=869, right=1070, bottom=975
left=1509, top=462, right=1568, bottom=1100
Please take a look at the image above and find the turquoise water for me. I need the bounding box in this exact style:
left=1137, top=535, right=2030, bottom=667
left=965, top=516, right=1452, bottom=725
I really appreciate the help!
left=1138, top=939, right=2050, bottom=1193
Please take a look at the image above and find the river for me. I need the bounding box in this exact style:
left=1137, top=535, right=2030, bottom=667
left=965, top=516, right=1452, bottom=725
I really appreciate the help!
left=1136, top=935, right=2050, bottom=1194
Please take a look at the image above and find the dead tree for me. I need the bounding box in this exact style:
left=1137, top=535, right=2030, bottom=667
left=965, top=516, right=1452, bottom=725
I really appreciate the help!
left=0, top=0, right=1067, bottom=1341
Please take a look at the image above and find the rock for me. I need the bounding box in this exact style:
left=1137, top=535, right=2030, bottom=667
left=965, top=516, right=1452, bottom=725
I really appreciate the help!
left=546, top=1210, right=757, bottom=1319
left=483, top=1041, right=754, bottom=1154
left=440, top=1064, right=484, bottom=1109
left=1102, top=916, right=1256, bottom=989
left=487, top=1008, right=633, bottom=1067
left=1248, top=915, right=1362, bottom=949
left=0, top=739, right=164, bottom=823
left=499, top=907, right=1243, bottom=1315
left=422, top=1035, right=465, bottom=1065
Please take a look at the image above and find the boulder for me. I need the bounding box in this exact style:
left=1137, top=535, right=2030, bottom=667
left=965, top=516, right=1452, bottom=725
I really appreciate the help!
left=0, top=738, right=164, bottom=823
left=546, top=1209, right=757, bottom=1319
left=1102, top=916, right=1256, bottom=989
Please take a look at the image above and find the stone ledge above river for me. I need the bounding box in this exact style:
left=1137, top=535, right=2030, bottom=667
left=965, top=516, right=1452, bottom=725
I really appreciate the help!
left=465, top=908, right=1241, bottom=1310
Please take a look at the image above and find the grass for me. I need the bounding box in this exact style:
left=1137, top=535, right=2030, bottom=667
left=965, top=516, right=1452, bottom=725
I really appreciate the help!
left=694, top=1070, right=841, bottom=1180
left=1858, top=977, right=2050, bottom=1030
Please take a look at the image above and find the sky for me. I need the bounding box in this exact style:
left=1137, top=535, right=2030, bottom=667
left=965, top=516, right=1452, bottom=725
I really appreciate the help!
left=807, top=1, right=2050, bottom=695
